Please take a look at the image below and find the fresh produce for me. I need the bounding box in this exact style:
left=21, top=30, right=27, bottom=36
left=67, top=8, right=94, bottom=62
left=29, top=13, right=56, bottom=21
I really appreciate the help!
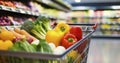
left=9, top=39, right=53, bottom=53
left=31, top=22, right=46, bottom=39
left=19, top=21, right=34, bottom=33
left=0, top=27, right=15, bottom=41
left=35, top=16, right=52, bottom=32
left=0, top=16, right=11, bottom=26
left=0, top=40, right=13, bottom=50
left=20, top=29, right=38, bottom=42
left=48, top=43, right=56, bottom=50
left=9, top=29, right=24, bottom=39
left=0, top=17, right=85, bottom=63
left=67, top=50, right=81, bottom=63
left=8, top=39, right=54, bottom=63
left=36, top=40, right=53, bottom=53
left=21, top=16, right=52, bottom=40
left=61, top=33, right=77, bottom=49
left=46, top=30, right=64, bottom=46
left=9, top=39, right=36, bottom=52
left=48, top=43, right=66, bottom=55
left=9, top=27, right=38, bottom=44
left=46, top=22, right=70, bottom=46
left=54, top=21, right=70, bottom=34
left=15, top=1, right=30, bottom=10
left=0, top=1, right=16, bottom=8
left=70, top=26, right=82, bottom=40
left=53, top=46, right=66, bottom=55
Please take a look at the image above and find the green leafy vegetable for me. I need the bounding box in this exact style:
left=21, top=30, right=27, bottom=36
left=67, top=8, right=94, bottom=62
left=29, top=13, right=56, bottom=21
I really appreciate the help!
left=9, top=39, right=36, bottom=52
left=36, top=16, right=52, bottom=32
left=21, top=16, right=52, bottom=40
left=37, top=40, right=53, bottom=53
left=21, top=20, right=34, bottom=33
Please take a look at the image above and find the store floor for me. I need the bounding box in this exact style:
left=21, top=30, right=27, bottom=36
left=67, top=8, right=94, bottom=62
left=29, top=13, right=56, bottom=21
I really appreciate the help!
left=87, top=38, right=120, bottom=63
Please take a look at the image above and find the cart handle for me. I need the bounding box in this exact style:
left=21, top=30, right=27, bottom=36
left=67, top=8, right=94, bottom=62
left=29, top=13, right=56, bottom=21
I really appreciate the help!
left=92, top=23, right=98, bottom=30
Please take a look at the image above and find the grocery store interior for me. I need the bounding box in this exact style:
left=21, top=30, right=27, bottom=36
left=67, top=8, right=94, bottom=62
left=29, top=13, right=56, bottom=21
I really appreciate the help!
left=0, top=0, right=120, bottom=63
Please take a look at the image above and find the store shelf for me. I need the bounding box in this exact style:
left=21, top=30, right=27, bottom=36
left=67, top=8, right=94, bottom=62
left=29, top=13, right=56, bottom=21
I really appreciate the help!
left=73, top=16, right=120, bottom=19
left=0, top=5, right=39, bottom=16
left=79, top=22, right=120, bottom=25
left=35, top=0, right=70, bottom=12
left=0, top=25, right=21, bottom=30
left=0, top=5, right=65, bottom=20
left=71, top=2, right=120, bottom=10
left=99, top=22, right=120, bottom=25
left=52, top=0, right=71, bottom=10
left=92, top=35, right=120, bottom=38
left=100, top=28, right=120, bottom=31
left=68, top=23, right=95, bottom=26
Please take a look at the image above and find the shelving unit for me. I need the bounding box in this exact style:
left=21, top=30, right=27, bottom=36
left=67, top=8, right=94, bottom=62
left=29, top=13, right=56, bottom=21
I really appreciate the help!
left=99, top=22, right=120, bottom=25
left=0, top=0, right=71, bottom=26
left=52, top=0, right=71, bottom=10
left=35, top=0, right=71, bottom=12
left=0, top=5, right=39, bottom=16
left=70, top=10, right=120, bottom=38
left=66, top=0, right=120, bottom=38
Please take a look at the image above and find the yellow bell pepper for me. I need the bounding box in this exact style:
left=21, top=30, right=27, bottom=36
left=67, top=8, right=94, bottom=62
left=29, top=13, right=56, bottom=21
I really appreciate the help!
left=46, top=30, right=64, bottom=46
left=54, top=22, right=70, bottom=34
left=0, top=27, right=15, bottom=41
left=46, top=22, right=70, bottom=46
left=0, top=40, right=13, bottom=50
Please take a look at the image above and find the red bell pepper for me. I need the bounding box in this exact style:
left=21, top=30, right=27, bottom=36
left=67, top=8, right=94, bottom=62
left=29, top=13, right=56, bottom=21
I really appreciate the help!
left=61, top=33, right=77, bottom=49
left=70, top=26, right=82, bottom=41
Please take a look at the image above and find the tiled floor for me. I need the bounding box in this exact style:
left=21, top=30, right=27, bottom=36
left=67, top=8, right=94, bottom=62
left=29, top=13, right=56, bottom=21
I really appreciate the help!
left=87, top=38, right=120, bottom=63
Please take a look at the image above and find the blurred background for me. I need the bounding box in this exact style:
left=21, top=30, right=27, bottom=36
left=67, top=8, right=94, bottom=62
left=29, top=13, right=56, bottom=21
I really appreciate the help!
left=64, top=0, right=120, bottom=63
left=0, top=0, right=120, bottom=63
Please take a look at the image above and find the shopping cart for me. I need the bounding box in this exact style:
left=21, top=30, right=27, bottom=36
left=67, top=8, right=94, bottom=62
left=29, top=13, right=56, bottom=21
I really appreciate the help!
left=0, top=24, right=97, bottom=63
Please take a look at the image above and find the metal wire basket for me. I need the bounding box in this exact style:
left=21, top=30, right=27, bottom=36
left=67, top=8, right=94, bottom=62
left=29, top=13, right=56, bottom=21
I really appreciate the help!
left=0, top=24, right=97, bottom=63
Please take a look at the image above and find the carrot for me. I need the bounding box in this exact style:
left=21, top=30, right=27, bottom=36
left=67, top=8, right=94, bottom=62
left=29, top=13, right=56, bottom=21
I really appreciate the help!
left=20, top=29, right=37, bottom=41
left=14, top=27, right=38, bottom=41
left=14, top=27, right=21, bottom=34
left=9, top=30, right=23, bottom=38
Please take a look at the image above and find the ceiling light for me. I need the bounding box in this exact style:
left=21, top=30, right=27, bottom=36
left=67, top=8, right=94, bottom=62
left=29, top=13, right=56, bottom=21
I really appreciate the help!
left=75, top=0, right=81, bottom=3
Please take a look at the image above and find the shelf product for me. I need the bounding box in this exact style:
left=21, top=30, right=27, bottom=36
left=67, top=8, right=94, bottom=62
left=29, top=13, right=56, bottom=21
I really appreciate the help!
left=70, top=10, right=120, bottom=37
left=0, top=0, right=71, bottom=21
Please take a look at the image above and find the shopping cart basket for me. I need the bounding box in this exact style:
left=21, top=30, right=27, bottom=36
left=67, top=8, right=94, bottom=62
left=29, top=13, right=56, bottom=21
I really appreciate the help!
left=0, top=24, right=97, bottom=63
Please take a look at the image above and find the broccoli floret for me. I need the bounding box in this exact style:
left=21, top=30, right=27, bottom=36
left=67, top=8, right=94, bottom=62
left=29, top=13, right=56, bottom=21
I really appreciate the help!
left=21, top=20, right=34, bottom=33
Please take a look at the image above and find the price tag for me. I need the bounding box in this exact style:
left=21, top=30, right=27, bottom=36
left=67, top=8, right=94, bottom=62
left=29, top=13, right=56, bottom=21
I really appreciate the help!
left=10, top=7, right=16, bottom=12
left=0, top=5, right=2, bottom=9
left=19, top=9, right=25, bottom=14
left=1, top=6, right=7, bottom=10
left=6, top=7, right=11, bottom=11
left=27, top=11, right=32, bottom=15
left=14, top=8, right=20, bottom=12
left=6, top=26, right=14, bottom=30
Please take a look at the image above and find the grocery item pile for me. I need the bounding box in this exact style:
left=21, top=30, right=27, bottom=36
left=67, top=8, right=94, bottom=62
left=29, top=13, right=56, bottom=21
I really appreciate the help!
left=0, top=16, right=83, bottom=63
left=0, top=16, right=83, bottom=53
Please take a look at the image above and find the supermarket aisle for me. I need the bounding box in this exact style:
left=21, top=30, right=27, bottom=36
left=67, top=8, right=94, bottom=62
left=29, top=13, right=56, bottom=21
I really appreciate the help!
left=87, top=38, right=120, bottom=63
